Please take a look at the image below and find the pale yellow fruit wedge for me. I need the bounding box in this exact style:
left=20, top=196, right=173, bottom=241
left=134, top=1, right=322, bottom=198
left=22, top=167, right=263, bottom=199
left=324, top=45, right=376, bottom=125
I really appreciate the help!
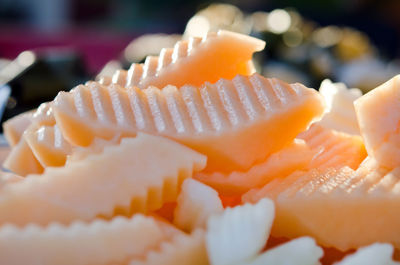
left=0, top=133, right=206, bottom=226
left=355, top=74, right=400, bottom=168
left=174, top=179, right=223, bottom=232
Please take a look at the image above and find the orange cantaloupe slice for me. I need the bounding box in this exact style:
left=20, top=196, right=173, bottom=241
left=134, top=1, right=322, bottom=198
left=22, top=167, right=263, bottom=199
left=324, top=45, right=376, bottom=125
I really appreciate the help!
left=24, top=124, right=72, bottom=167
left=105, top=30, right=265, bottom=89
left=354, top=74, right=400, bottom=169
left=245, top=158, right=400, bottom=251
left=129, top=229, right=209, bottom=265
left=0, top=215, right=170, bottom=265
left=0, top=133, right=206, bottom=226
left=3, top=138, right=44, bottom=176
left=173, top=179, right=223, bottom=232
left=53, top=74, right=324, bottom=172
left=298, top=123, right=367, bottom=170
left=3, top=110, right=34, bottom=147
left=195, top=139, right=314, bottom=195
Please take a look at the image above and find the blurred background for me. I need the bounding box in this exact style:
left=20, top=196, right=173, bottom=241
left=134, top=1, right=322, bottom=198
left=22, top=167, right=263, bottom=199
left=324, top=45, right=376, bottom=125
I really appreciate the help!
left=1, top=0, right=400, bottom=123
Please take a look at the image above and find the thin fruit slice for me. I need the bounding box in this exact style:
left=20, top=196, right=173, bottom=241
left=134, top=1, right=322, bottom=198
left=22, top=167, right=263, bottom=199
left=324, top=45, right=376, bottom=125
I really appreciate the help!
left=334, top=243, right=399, bottom=265
left=2, top=102, right=56, bottom=175
left=3, top=110, right=34, bottom=146
left=129, top=229, right=209, bottom=265
left=318, top=79, right=362, bottom=135
left=0, top=215, right=169, bottom=265
left=298, top=124, right=366, bottom=170
left=354, top=74, right=400, bottom=168
left=257, top=161, right=400, bottom=251
left=0, top=133, right=206, bottom=226
left=206, top=198, right=275, bottom=265
left=3, top=138, right=44, bottom=176
left=110, top=30, right=265, bottom=89
left=195, top=139, right=314, bottom=195
left=173, top=179, right=223, bottom=232
left=24, top=124, right=72, bottom=167
left=53, top=74, right=325, bottom=172
left=242, top=237, right=323, bottom=265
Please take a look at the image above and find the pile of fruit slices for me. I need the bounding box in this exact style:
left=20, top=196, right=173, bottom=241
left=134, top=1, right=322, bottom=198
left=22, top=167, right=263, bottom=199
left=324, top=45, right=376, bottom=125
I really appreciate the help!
left=0, top=30, right=399, bottom=265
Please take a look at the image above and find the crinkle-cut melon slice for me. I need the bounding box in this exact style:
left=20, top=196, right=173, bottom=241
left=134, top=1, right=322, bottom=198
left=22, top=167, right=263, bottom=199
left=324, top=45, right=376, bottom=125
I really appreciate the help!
left=254, top=161, right=400, bottom=251
left=206, top=198, right=275, bottom=265
left=3, top=110, right=34, bottom=147
left=0, top=215, right=169, bottom=265
left=242, top=237, right=323, bottom=265
left=354, top=75, right=400, bottom=169
left=195, top=139, right=314, bottom=196
left=53, top=74, right=324, bottom=172
left=129, top=229, right=209, bottom=265
left=334, top=243, right=398, bottom=265
left=174, top=179, right=223, bottom=232
left=108, top=30, right=265, bottom=89
left=318, top=79, right=362, bottom=135
left=3, top=138, right=43, bottom=176
left=0, top=133, right=206, bottom=226
left=242, top=170, right=308, bottom=204
left=24, top=124, right=72, bottom=167
left=298, top=123, right=367, bottom=170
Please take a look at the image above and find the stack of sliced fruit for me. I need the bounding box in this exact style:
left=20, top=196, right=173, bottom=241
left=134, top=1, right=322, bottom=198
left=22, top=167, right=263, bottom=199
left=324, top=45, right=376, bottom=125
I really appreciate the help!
left=1, top=30, right=399, bottom=265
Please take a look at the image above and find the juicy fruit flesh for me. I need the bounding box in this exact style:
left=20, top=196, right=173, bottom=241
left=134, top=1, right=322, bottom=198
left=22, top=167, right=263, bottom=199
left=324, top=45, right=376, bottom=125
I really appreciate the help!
left=104, top=30, right=265, bottom=89
left=247, top=161, right=400, bottom=251
left=355, top=74, right=400, bottom=169
left=53, top=74, right=325, bottom=173
left=0, top=133, right=206, bottom=226
left=195, top=139, right=314, bottom=196
left=298, top=124, right=367, bottom=170
left=3, top=110, right=34, bottom=147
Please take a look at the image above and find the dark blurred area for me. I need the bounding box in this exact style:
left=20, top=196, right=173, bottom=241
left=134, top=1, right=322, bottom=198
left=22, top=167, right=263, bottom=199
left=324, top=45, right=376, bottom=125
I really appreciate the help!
left=0, top=0, right=400, bottom=125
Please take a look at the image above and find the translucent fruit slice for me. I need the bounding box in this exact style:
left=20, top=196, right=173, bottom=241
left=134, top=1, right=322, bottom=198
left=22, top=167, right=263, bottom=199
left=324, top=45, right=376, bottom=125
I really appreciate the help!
left=3, top=138, right=44, bottom=176
left=298, top=124, right=367, bottom=170
left=318, top=79, right=362, bottom=135
left=0, top=133, right=206, bottom=226
left=53, top=74, right=325, bottom=172
left=0, top=215, right=169, bottom=265
left=195, top=139, right=314, bottom=195
left=3, top=110, right=34, bottom=147
left=242, top=237, right=323, bottom=265
left=24, top=124, right=72, bottom=167
left=173, top=179, right=223, bottom=232
left=129, top=229, right=209, bottom=265
left=109, top=30, right=265, bottom=89
left=206, top=199, right=275, bottom=265
left=354, top=74, right=400, bottom=168
left=256, top=160, right=400, bottom=251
